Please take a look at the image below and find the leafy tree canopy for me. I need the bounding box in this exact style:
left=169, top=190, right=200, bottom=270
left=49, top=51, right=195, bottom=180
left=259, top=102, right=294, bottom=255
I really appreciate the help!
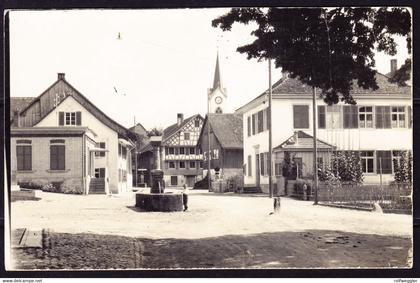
left=147, top=127, right=164, bottom=137
left=212, top=7, right=411, bottom=104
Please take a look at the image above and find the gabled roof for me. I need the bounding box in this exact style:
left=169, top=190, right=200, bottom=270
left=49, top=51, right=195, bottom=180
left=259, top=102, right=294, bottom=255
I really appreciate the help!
left=10, top=97, right=34, bottom=122
left=274, top=131, right=335, bottom=152
left=236, top=72, right=411, bottom=113
left=198, top=113, right=243, bottom=149
left=17, top=74, right=136, bottom=141
left=162, top=114, right=202, bottom=142
left=139, top=114, right=203, bottom=154
left=129, top=123, right=148, bottom=137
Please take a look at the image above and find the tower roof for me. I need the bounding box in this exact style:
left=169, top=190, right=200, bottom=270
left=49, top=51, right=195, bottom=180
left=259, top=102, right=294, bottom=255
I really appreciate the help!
left=212, top=52, right=224, bottom=91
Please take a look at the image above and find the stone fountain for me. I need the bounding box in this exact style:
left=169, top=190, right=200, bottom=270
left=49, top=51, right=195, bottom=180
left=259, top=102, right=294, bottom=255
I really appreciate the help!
left=135, top=136, right=184, bottom=212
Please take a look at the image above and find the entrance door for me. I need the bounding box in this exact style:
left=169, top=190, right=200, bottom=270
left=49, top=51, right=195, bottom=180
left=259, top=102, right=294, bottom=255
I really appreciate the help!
left=255, top=154, right=260, bottom=187
left=186, top=176, right=195, bottom=187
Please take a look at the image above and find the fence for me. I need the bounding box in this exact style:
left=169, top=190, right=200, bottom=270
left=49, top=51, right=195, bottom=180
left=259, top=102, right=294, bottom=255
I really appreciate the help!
left=318, top=182, right=412, bottom=214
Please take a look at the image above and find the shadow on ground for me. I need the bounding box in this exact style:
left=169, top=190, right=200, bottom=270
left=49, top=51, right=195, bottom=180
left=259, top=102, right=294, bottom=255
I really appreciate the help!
left=11, top=229, right=411, bottom=270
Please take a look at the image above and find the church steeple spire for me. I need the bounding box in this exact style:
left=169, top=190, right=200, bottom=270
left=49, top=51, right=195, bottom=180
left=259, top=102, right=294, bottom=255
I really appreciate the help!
left=212, top=52, right=223, bottom=91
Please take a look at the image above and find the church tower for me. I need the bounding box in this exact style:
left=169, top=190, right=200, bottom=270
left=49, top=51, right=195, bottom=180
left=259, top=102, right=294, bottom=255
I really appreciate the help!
left=208, top=52, right=227, bottom=114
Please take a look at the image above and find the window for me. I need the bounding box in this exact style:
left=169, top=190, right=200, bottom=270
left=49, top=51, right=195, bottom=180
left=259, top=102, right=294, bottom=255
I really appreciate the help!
left=257, top=110, right=264, bottom=133
left=213, top=149, right=219, bottom=160
left=215, top=107, right=223, bottom=114
left=16, top=141, right=32, bottom=171
left=391, top=106, right=406, bottom=128
left=375, top=106, right=391, bottom=129
left=179, top=161, right=186, bottom=168
left=343, top=105, right=358, bottom=129
left=168, top=147, right=174, bottom=155
left=195, top=119, right=200, bottom=127
left=326, top=105, right=341, bottom=129
left=190, top=147, right=195, bottom=155
left=95, top=168, right=106, bottom=178
left=408, top=106, right=412, bottom=128
left=189, top=161, right=196, bottom=169
left=293, top=105, right=309, bottom=129
left=318, top=106, right=326, bottom=129
left=95, top=142, right=106, bottom=157
left=169, top=161, right=175, bottom=169
left=50, top=140, right=65, bottom=170
left=59, top=111, right=81, bottom=126
left=360, top=151, right=374, bottom=173
left=252, top=113, right=257, bottom=135
left=359, top=106, right=373, bottom=128
left=376, top=151, right=392, bottom=174
left=171, top=176, right=178, bottom=186
left=247, top=116, right=251, bottom=136
left=264, top=152, right=269, bottom=176
left=184, top=133, right=190, bottom=140
left=263, top=108, right=268, bottom=131
left=247, top=155, right=252, bottom=177
left=275, top=163, right=282, bottom=176
left=293, top=157, right=303, bottom=179
left=199, top=161, right=203, bottom=168
left=179, top=147, right=185, bottom=155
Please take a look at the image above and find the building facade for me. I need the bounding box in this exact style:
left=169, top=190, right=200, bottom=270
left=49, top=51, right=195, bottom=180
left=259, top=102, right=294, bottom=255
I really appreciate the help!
left=138, top=113, right=204, bottom=187
left=236, top=70, right=411, bottom=193
left=198, top=113, right=243, bottom=180
left=10, top=73, right=136, bottom=194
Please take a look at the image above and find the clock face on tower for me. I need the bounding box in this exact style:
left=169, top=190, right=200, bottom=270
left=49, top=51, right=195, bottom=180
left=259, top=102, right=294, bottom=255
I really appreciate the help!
left=215, top=96, right=223, bottom=104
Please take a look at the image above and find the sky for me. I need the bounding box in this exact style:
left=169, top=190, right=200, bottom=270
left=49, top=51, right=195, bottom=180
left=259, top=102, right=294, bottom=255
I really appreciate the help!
left=9, top=9, right=410, bottom=130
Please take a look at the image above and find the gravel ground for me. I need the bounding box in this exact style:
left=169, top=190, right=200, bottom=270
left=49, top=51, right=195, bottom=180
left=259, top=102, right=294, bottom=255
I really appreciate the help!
left=9, top=189, right=413, bottom=269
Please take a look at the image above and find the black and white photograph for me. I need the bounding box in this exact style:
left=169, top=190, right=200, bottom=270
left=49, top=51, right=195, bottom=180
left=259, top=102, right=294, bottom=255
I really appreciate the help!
left=4, top=6, right=414, bottom=272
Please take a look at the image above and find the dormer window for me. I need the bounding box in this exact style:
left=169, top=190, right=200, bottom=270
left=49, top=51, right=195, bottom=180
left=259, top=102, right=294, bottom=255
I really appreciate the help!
left=59, top=111, right=81, bottom=126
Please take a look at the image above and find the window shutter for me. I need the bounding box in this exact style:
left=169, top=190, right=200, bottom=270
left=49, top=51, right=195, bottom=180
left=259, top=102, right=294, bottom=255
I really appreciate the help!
left=375, top=106, right=383, bottom=128
left=260, top=153, right=265, bottom=176
left=25, top=146, right=32, bottom=170
left=248, top=155, right=252, bottom=176
left=58, top=145, right=65, bottom=170
left=16, top=146, right=23, bottom=170
left=258, top=110, right=264, bottom=133
left=351, top=106, right=359, bottom=128
left=50, top=146, right=57, bottom=170
left=59, top=112, right=64, bottom=126
left=376, top=151, right=392, bottom=174
left=408, top=106, right=412, bottom=128
left=343, top=106, right=351, bottom=128
left=383, top=106, right=391, bottom=128
left=293, top=105, right=309, bottom=128
left=318, top=106, right=326, bottom=129
left=76, top=111, right=82, bottom=125
left=252, top=114, right=256, bottom=135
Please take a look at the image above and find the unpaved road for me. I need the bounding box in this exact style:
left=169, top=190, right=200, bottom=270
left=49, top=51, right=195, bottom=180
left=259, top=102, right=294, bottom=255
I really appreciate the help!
left=9, top=189, right=412, bottom=269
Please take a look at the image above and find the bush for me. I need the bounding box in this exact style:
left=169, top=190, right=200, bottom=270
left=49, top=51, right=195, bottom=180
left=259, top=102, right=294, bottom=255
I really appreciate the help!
left=61, top=179, right=83, bottom=194
left=18, top=179, right=48, bottom=190
left=41, top=183, right=60, bottom=193
left=318, top=151, right=363, bottom=185
left=225, top=174, right=244, bottom=192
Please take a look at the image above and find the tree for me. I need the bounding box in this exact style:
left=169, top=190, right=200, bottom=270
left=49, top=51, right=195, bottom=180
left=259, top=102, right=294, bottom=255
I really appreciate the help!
left=147, top=127, right=163, bottom=137
left=318, top=151, right=363, bottom=184
left=389, top=58, right=411, bottom=86
left=393, top=151, right=412, bottom=184
left=212, top=7, right=411, bottom=105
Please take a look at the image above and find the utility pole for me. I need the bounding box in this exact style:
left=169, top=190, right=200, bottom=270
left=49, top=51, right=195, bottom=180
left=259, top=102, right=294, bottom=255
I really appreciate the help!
left=312, top=86, right=319, bottom=204
left=268, top=59, right=273, bottom=198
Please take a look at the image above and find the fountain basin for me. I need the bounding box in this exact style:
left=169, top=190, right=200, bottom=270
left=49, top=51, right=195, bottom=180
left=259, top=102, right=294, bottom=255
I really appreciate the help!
left=135, top=193, right=183, bottom=212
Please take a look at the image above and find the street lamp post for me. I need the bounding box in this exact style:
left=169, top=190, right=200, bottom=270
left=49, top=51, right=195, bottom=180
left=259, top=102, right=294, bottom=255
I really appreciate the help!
left=268, top=59, right=273, bottom=198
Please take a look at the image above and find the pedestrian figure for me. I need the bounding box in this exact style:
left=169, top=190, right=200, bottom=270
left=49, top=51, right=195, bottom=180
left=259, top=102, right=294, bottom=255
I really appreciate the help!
left=182, top=184, right=189, bottom=211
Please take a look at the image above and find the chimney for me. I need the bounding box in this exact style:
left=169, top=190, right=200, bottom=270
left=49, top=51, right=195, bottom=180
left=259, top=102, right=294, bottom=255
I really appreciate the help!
left=177, top=113, right=184, bottom=126
left=58, top=73, right=65, bottom=80
left=13, top=110, right=20, bottom=127
left=390, top=59, right=398, bottom=74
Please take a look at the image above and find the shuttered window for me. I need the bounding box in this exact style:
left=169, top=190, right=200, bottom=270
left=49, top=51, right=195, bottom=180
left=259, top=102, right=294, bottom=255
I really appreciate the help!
left=257, top=110, right=264, bottom=133
left=60, top=111, right=82, bottom=126
left=50, top=144, right=65, bottom=170
left=16, top=145, right=32, bottom=171
left=375, top=106, right=391, bottom=129
left=318, top=105, right=326, bottom=129
left=376, top=151, right=392, bottom=174
left=252, top=113, right=257, bottom=135
left=95, top=142, right=106, bottom=157
left=293, top=105, right=309, bottom=129
left=343, top=105, right=359, bottom=129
